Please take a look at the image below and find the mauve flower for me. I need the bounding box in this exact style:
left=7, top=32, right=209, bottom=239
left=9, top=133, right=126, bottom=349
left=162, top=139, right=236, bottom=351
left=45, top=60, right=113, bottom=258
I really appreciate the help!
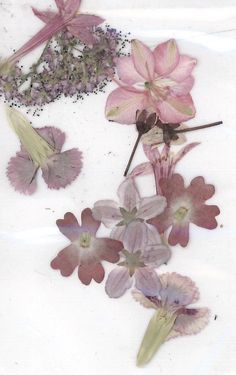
left=6, top=107, right=82, bottom=194
left=148, top=174, right=220, bottom=247
left=133, top=272, right=209, bottom=366
left=92, top=177, right=167, bottom=247
left=106, top=39, right=196, bottom=124
left=51, top=209, right=123, bottom=285
left=130, top=142, right=199, bottom=195
left=105, top=224, right=170, bottom=298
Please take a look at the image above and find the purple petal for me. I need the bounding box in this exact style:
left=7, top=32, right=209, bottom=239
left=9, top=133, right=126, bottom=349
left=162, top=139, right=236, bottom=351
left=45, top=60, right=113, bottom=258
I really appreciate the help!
left=117, top=177, right=140, bottom=211
left=36, top=126, right=65, bottom=152
left=129, top=162, right=153, bottom=177
left=92, top=200, right=122, bottom=228
left=141, top=243, right=171, bottom=268
left=123, top=221, right=148, bottom=252
left=110, top=225, right=126, bottom=242
left=105, top=267, right=132, bottom=298
left=51, top=244, right=79, bottom=276
left=132, top=289, right=158, bottom=309
left=55, top=0, right=65, bottom=13
left=172, top=142, right=199, bottom=168
left=69, top=14, right=104, bottom=28
left=78, top=262, right=105, bottom=285
left=80, top=208, right=101, bottom=236
left=32, top=7, right=56, bottom=23
left=7, top=151, right=38, bottom=195
left=135, top=267, right=162, bottom=296
left=168, top=223, right=189, bottom=248
left=41, top=148, right=82, bottom=189
left=169, top=308, right=210, bottom=339
left=56, top=212, right=81, bottom=241
left=92, top=237, right=123, bottom=263
left=137, top=195, right=167, bottom=220
left=64, top=0, right=81, bottom=16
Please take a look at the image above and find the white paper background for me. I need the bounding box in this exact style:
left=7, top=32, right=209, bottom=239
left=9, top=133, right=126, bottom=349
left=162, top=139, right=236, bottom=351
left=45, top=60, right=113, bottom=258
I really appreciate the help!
left=0, top=1, right=236, bottom=374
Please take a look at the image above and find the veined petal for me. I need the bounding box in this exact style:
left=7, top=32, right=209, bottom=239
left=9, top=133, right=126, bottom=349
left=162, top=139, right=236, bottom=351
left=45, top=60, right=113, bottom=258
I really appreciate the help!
left=105, top=267, right=132, bottom=298
left=105, top=87, right=148, bottom=124
left=135, top=267, right=162, bottom=296
left=92, top=200, right=121, bottom=228
left=93, top=238, right=123, bottom=263
left=141, top=243, right=171, bottom=268
left=50, top=244, right=79, bottom=276
left=131, top=39, right=155, bottom=81
left=156, top=94, right=196, bottom=123
left=117, top=177, right=140, bottom=211
left=78, top=262, right=105, bottom=285
left=64, top=0, right=81, bottom=16
left=55, top=0, right=65, bottom=13
left=115, top=56, right=145, bottom=85
left=170, top=76, right=194, bottom=96
left=110, top=225, right=126, bottom=242
left=129, top=162, right=153, bottom=177
left=137, top=195, right=167, bottom=220
left=143, top=144, right=161, bottom=164
left=123, top=221, right=148, bottom=252
left=169, top=55, right=197, bottom=82
left=41, top=148, right=82, bottom=189
left=32, top=7, right=56, bottom=23
left=154, top=39, right=180, bottom=76
left=69, top=14, right=104, bottom=28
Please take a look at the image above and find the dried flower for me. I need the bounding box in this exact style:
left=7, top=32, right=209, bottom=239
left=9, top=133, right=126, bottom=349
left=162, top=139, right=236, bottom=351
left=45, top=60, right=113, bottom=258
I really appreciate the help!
left=92, top=177, right=167, bottom=247
left=6, top=107, right=82, bottom=194
left=105, top=224, right=170, bottom=298
left=148, top=174, right=220, bottom=247
left=133, top=272, right=209, bottom=366
left=106, top=39, right=196, bottom=124
left=51, top=209, right=123, bottom=284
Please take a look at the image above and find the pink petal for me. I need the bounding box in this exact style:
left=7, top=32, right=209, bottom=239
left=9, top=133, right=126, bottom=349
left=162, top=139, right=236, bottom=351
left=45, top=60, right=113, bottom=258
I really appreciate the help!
left=105, top=87, right=148, bottom=124
left=64, top=0, right=81, bottom=16
left=129, top=162, right=153, bottom=177
left=160, top=174, right=186, bottom=202
left=131, top=39, right=155, bottom=81
left=7, top=151, right=38, bottom=195
left=93, top=238, right=123, bottom=263
left=41, top=148, right=82, bottom=189
left=141, top=243, right=171, bottom=268
left=51, top=244, right=79, bottom=276
left=191, top=204, right=220, bottom=229
left=154, top=39, right=180, bottom=76
left=172, top=142, right=199, bottom=168
left=67, top=26, right=96, bottom=44
left=32, top=7, right=56, bottom=23
left=55, top=0, right=65, bottom=13
left=117, top=177, right=140, bottom=211
left=143, top=144, right=161, bottom=164
left=69, top=14, right=104, bottom=28
left=115, top=56, right=144, bottom=85
left=170, top=76, right=194, bottom=96
left=132, top=289, right=158, bottom=309
left=110, top=225, right=126, bottom=243
left=137, top=195, right=167, bottom=220
left=186, top=176, right=215, bottom=204
left=169, top=55, right=197, bottom=82
left=159, top=272, right=200, bottom=307
left=36, top=126, right=65, bottom=152
left=169, top=308, right=210, bottom=339
left=92, top=200, right=121, bottom=228
left=135, top=267, right=162, bottom=296
left=105, top=267, right=132, bottom=298
left=78, top=262, right=105, bottom=285
left=123, top=221, right=148, bottom=252
left=168, top=223, right=190, bottom=247
left=148, top=208, right=173, bottom=234
left=156, top=94, right=196, bottom=123
left=56, top=212, right=81, bottom=241
left=81, top=208, right=101, bottom=235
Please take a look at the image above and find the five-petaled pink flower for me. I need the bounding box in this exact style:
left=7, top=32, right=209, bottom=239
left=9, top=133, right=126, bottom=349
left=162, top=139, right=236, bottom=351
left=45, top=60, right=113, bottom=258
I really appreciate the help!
left=92, top=177, right=167, bottom=248
left=106, top=39, right=196, bottom=124
left=133, top=272, right=209, bottom=366
left=148, top=174, right=220, bottom=247
left=51, top=209, right=123, bottom=285
left=105, top=224, right=170, bottom=298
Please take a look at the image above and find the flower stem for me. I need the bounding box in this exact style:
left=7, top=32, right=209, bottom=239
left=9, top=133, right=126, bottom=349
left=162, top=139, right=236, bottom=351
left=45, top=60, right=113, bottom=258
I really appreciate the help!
left=175, top=121, right=222, bottom=134
left=124, top=132, right=142, bottom=177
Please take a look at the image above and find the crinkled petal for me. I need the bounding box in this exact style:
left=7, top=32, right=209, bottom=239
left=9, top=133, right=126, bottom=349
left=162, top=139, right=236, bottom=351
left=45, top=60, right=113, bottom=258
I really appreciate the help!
left=135, top=267, right=162, bottom=296
left=187, top=176, right=215, bottom=203
left=115, top=56, right=145, bottom=85
left=7, top=151, right=38, bottom=195
left=132, top=289, right=158, bottom=309
left=168, top=223, right=190, bottom=247
left=137, top=195, right=167, bottom=220
left=129, top=162, right=153, bottom=177
left=170, top=76, right=194, bottom=96
left=154, top=39, right=180, bottom=76
left=81, top=207, right=101, bottom=235
left=56, top=212, right=81, bottom=241
left=36, top=126, right=65, bottom=152
left=41, top=148, right=82, bottom=189
left=105, top=267, right=132, bottom=298
left=93, top=238, right=123, bottom=263
left=168, top=308, right=210, bottom=339
left=117, top=177, right=140, bottom=211
left=159, top=272, right=199, bottom=307
left=157, top=94, right=196, bottom=123
left=50, top=244, right=79, bottom=276
left=92, top=200, right=121, bottom=228
left=32, top=7, right=56, bottom=23
left=123, top=221, right=148, bottom=252
left=105, top=87, right=148, bottom=124
left=191, top=205, right=220, bottom=229
left=78, top=262, right=105, bottom=285
left=169, top=55, right=197, bottom=82
left=131, top=39, right=155, bottom=81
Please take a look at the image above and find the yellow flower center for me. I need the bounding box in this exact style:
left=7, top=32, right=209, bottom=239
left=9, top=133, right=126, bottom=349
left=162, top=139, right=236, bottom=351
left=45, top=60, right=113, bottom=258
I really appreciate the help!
left=174, top=206, right=189, bottom=222
left=79, top=232, right=91, bottom=248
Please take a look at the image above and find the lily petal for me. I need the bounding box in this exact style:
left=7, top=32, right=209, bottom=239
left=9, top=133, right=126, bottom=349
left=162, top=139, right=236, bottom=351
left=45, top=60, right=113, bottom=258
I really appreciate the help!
left=50, top=244, right=79, bottom=276
left=105, top=267, right=132, bottom=298
left=55, top=0, right=65, bottom=13
left=169, top=55, right=197, bottom=82
left=78, top=262, right=105, bottom=285
left=156, top=94, right=196, bottom=123
left=116, top=56, right=144, bottom=85
left=131, top=39, right=155, bottom=81
left=64, top=0, right=81, bottom=16
left=154, top=39, right=180, bottom=76
left=137, top=195, right=167, bottom=220
left=117, top=177, right=140, bottom=211
left=69, top=14, right=104, bottom=28
left=135, top=267, right=162, bottom=297
left=92, top=200, right=122, bottom=228
left=32, top=7, right=56, bottom=23
left=170, top=76, right=194, bottom=96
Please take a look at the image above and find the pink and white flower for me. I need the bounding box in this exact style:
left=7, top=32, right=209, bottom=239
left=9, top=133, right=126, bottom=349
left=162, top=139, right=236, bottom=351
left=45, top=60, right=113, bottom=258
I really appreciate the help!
left=106, top=39, right=197, bottom=124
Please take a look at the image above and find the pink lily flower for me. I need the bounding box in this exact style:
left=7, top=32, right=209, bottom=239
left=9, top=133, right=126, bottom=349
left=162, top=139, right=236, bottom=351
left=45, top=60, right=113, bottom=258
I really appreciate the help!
left=105, top=39, right=197, bottom=124
left=6, top=0, right=104, bottom=67
left=130, top=142, right=199, bottom=195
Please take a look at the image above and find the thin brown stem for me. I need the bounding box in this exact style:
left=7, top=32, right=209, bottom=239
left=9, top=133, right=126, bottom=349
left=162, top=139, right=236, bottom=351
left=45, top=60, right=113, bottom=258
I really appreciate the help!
left=175, top=121, right=222, bottom=134
left=124, top=132, right=142, bottom=177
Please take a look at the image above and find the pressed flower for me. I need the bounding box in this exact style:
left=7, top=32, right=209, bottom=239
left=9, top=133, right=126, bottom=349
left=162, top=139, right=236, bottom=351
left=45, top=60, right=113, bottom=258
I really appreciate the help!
left=105, top=224, right=170, bottom=298
left=130, top=142, right=199, bottom=194
left=106, top=39, right=197, bottom=124
left=6, top=107, right=82, bottom=194
left=133, top=272, right=210, bottom=366
left=92, top=177, right=167, bottom=247
left=51, top=209, right=123, bottom=284
left=148, top=174, right=220, bottom=247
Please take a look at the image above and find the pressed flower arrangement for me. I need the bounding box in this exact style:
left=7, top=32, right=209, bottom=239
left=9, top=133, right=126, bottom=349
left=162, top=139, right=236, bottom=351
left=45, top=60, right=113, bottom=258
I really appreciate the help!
left=0, top=0, right=222, bottom=370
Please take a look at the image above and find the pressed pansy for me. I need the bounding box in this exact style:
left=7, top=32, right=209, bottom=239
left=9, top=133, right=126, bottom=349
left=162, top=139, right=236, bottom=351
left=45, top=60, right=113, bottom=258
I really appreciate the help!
left=51, top=209, right=123, bottom=285
left=133, top=272, right=210, bottom=366
left=106, top=39, right=197, bottom=124
left=92, top=177, right=167, bottom=247
left=130, top=142, right=199, bottom=195
left=6, top=107, right=82, bottom=194
left=148, top=174, right=220, bottom=247
left=105, top=224, right=170, bottom=298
